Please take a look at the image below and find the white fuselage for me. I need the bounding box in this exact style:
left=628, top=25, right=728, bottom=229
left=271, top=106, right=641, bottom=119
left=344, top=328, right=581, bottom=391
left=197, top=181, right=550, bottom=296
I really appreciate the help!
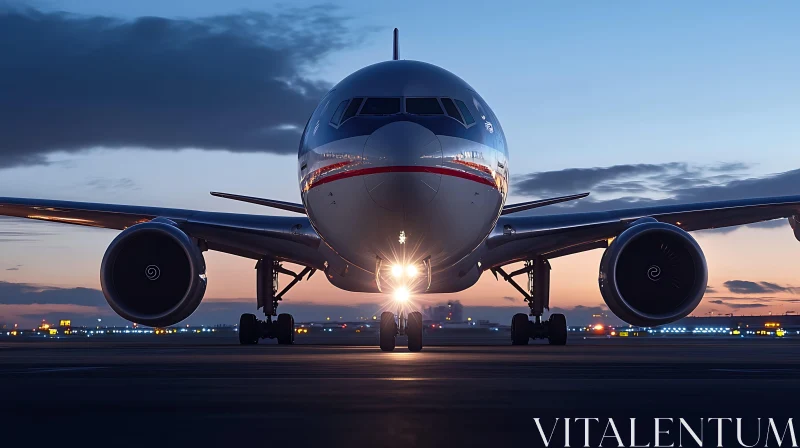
left=297, top=60, right=509, bottom=293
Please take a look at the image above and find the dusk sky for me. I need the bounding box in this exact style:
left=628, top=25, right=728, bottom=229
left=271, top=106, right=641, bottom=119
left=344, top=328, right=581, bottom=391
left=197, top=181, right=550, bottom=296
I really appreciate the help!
left=2, top=1, right=800, bottom=326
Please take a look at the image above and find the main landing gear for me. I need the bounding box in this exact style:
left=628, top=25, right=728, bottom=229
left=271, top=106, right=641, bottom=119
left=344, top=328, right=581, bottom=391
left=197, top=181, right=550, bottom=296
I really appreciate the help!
left=379, top=310, right=424, bottom=352
left=492, top=257, right=568, bottom=346
left=239, top=258, right=315, bottom=345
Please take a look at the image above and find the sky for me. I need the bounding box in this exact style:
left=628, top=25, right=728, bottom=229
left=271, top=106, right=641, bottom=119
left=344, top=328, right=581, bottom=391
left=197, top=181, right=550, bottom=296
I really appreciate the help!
left=2, top=1, right=800, bottom=327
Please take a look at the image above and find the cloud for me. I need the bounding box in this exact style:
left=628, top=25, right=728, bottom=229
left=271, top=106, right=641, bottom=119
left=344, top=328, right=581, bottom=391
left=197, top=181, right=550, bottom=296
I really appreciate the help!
left=707, top=296, right=774, bottom=303
left=0, top=303, right=111, bottom=327
left=723, top=280, right=799, bottom=295
left=84, top=177, right=140, bottom=191
left=0, top=218, right=54, bottom=243
left=0, top=281, right=107, bottom=306
left=512, top=162, right=800, bottom=233
left=707, top=299, right=769, bottom=309
left=502, top=296, right=517, bottom=303
left=6, top=267, right=19, bottom=271
left=0, top=7, right=363, bottom=168
left=513, top=162, right=747, bottom=198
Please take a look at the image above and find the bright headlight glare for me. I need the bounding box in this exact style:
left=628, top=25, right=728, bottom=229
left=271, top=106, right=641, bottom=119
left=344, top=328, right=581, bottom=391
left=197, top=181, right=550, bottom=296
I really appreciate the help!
left=406, top=265, right=418, bottom=278
left=394, top=287, right=410, bottom=302
left=391, top=264, right=404, bottom=278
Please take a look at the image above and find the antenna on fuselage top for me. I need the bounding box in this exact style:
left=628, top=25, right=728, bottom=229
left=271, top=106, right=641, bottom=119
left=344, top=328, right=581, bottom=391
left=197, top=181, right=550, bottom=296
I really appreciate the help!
left=393, top=28, right=399, bottom=60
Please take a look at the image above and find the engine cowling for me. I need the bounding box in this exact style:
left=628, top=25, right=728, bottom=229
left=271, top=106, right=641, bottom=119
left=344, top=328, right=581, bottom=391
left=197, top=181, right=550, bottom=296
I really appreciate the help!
left=100, top=220, right=207, bottom=327
left=599, top=220, right=707, bottom=327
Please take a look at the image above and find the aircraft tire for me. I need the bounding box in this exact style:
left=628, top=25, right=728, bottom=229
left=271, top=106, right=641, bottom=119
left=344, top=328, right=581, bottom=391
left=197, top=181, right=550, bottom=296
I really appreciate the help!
left=548, top=313, right=568, bottom=346
left=407, top=311, right=423, bottom=352
left=380, top=311, right=397, bottom=352
left=276, top=313, right=295, bottom=345
left=239, top=313, right=259, bottom=345
left=511, top=313, right=530, bottom=345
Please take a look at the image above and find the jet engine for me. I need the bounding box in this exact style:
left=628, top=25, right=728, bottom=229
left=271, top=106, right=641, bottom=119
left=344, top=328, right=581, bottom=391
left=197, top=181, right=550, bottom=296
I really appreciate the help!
left=100, top=220, right=207, bottom=327
left=598, top=220, right=707, bottom=327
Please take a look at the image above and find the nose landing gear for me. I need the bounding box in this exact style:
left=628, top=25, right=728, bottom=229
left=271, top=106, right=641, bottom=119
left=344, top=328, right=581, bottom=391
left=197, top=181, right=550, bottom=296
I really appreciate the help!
left=238, top=258, right=315, bottom=345
left=379, top=310, right=424, bottom=352
left=493, top=257, right=568, bottom=346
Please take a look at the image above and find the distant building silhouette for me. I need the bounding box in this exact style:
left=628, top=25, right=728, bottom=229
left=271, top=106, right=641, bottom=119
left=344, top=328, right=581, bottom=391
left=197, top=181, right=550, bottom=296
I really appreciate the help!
left=424, top=301, right=464, bottom=323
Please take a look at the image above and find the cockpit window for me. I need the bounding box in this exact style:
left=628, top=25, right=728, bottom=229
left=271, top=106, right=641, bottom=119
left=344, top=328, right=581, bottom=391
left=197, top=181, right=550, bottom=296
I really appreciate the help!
left=405, top=98, right=444, bottom=115
left=340, top=97, right=364, bottom=124
left=329, top=100, right=349, bottom=126
left=454, top=99, right=475, bottom=125
left=440, top=98, right=463, bottom=124
left=360, top=97, right=401, bottom=115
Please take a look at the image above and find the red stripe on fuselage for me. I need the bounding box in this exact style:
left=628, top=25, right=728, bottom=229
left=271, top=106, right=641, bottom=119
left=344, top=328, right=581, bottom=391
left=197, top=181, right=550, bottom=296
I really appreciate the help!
left=304, top=165, right=498, bottom=191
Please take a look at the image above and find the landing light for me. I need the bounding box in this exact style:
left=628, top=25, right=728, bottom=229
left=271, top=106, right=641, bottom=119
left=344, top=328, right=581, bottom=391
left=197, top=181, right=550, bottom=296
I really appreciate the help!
left=394, top=287, right=410, bottom=303
left=405, top=265, right=418, bottom=278
left=391, top=265, right=404, bottom=278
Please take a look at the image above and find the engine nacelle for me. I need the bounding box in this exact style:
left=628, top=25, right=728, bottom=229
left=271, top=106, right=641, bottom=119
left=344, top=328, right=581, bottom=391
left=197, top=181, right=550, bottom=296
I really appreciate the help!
left=599, top=221, right=707, bottom=327
left=100, top=220, right=207, bottom=327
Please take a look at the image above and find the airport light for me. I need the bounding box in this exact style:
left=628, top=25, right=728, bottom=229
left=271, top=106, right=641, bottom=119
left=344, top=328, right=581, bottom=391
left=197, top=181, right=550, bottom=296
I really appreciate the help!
left=405, top=265, right=418, bottom=278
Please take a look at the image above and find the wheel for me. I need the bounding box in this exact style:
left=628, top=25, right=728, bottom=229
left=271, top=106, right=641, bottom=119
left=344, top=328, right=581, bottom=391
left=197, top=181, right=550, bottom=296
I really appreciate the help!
left=511, top=313, right=530, bottom=345
left=379, top=311, right=397, bottom=352
left=276, top=313, right=294, bottom=345
left=407, top=311, right=423, bottom=352
left=548, top=313, right=567, bottom=346
left=239, top=313, right=259, bottom=345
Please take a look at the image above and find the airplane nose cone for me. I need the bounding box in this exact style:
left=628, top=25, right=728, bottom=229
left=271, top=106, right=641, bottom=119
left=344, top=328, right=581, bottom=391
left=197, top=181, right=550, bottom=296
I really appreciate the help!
left=363, top=121, right=443, bottom=212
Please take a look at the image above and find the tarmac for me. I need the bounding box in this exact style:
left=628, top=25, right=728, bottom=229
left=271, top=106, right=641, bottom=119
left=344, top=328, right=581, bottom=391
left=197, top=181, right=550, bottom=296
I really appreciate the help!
left=1, top=335, right=798, bottom=446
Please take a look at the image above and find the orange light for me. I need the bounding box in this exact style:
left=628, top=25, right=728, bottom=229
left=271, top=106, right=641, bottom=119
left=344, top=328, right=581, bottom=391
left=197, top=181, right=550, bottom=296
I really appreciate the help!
left=593, top=324, right=604, bottom=331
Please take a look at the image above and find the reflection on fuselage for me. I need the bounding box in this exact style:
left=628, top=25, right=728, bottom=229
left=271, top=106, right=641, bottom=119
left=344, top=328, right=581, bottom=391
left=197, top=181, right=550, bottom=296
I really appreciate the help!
left=297, top=60, right=509, bottom=291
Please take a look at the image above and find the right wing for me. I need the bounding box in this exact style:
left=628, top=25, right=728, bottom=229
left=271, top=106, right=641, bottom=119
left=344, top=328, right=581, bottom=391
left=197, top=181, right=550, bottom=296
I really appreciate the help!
left=484, top=194, right=800, bottom=267
left=0, top=197, right=325, bottom=268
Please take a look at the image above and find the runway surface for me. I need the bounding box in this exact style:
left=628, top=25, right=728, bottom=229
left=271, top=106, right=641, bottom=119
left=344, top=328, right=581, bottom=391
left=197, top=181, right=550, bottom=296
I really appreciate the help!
left=1, top=336, right=799, bottom=446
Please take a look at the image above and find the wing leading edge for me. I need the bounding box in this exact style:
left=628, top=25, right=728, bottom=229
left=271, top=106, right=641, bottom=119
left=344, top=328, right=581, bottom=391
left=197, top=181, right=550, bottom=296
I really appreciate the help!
left=0, top=197, right=325, bottom=268
left=484, top=195, right=800, bottom=267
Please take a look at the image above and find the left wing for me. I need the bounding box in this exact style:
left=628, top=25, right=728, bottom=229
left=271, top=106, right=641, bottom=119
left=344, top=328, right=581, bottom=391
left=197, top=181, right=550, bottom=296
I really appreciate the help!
left=0, top=197, right=325, bottom=268
left=484, top=195, right=800, bottom=267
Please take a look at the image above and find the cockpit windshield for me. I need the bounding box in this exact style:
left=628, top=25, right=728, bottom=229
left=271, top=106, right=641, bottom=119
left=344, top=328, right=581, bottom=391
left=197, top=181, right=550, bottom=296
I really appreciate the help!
left=405, top=98, right=444, bottom=115
left=359, top=98, right=402, bottom=115
left=329, top=96, right=476, bottom=128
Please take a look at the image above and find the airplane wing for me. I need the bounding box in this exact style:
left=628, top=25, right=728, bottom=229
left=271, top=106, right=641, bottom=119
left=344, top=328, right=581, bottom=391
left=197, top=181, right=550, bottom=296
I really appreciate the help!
left=483, top=195, right=800, bottom=267
left=0, top=197, right=325, bottom=268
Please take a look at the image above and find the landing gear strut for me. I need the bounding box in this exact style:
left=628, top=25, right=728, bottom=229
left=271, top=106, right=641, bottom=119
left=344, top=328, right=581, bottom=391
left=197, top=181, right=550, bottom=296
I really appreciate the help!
left=493, top=256, right=567, bottom=346
left=379, top=310, right=424, bottom=352
left=238, top=258, right=315, bottom=345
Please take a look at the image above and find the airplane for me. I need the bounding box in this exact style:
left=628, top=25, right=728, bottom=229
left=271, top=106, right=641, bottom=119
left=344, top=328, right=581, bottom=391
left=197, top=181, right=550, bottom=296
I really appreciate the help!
left=3, top=29, right=800, bottom=351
